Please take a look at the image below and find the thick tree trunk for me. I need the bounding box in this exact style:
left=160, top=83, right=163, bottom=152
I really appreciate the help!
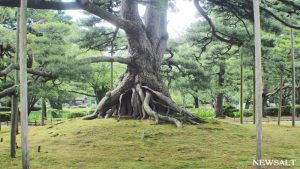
left=81, top=0, right=205, bottom=126
left=215, top=93, right=224, bottom=117
left=215, top=64, right=225, bottom=118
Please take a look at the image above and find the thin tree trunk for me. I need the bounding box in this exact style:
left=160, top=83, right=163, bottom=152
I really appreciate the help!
left=290, top=13, right=296, bottom=127
left=41, top=98, right=46, bottom=126
left=253, top=0, right=263, bottom=167
left=19, top=0, right=29, bottom=167
left=262, top=87, right=268, bottom=117
left=193, top=95, right=199, bottom=108
left=278, top=73, right=283, bottom=126
left=240, top=53, right=244, bottom=124
left=245, top=98, right=251, bottom=109
left=253, top=55, right=256, bottom=124
left=10, top=95, right=18, bottom=158
left=10, top=9, right=20, bottom=158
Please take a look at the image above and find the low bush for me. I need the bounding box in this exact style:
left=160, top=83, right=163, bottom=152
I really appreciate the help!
left=190, top=108, right=215, bottom=118
left=265, top=105, right=300, bottom=116
left=232, top=109, right=253, bottom=118
left=223, top=105, right=238, bottom=117
left=0, top=113, right=10, bottom=122
left=243, top=109, right=253, bottom=117
left=29, top=107, right=95, bottom=121
left=63, top=107, right=93, bottom=119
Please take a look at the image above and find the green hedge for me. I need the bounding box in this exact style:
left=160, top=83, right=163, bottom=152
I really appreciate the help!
left=232, top=109, right=253, bottom=118
left=223, top=105, right=254, bottom=117
left=265, top=105, right=300, bottom=116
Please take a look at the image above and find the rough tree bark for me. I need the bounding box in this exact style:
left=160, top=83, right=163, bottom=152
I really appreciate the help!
left=215, top=64, right=225, bottom=118
left=81, top=0, right=205, bottom=126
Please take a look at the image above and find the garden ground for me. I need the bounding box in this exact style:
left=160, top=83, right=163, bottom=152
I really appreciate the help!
left=0, top=119, right=300, bottom=169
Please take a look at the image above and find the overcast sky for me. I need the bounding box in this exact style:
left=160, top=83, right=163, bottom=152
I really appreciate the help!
left=64, top=1, right=198, bottom=38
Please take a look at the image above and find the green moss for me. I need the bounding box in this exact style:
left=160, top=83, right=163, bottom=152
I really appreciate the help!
left=0, top=119, right=300, bottom=168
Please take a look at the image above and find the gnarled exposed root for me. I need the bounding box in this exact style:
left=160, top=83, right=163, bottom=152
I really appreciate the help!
left=136, top=83, right=146, bottom=119
left=142, top=86, right=206, bottom=124
left=143, top=91, right=159, bottom=124
left=105, top=106, right=117, bottom=119
left=82, top=73, right=133, bottom=120
left=83, top=79, right=206, bottom=127
left=157, top=114, right=183, bottom=128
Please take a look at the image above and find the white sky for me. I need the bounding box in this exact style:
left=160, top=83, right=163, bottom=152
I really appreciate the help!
left=64, top=1, right=199, bottom=38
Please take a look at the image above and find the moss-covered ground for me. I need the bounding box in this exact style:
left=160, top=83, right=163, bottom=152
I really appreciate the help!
left=0, top=119, right=299, bottom=169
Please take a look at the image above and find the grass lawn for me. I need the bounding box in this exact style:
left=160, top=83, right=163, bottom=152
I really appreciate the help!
left=0, top=119, right=300, bottom=169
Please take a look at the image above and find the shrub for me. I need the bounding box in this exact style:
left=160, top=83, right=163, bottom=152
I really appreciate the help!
left=223, top=105, right=238, bottom=117
left=233, top=111, right=240, bottom=118
left=190, top=108, right=215, bottom=118
left=63, top=107, right=93, bottom=119
left=0, top=113, right=10, bottom=122
left=265, top=105, right=300, bottom=116
left=243, top=109, right=253, bottom=117
left=231, top=109, right=253, bottom=118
